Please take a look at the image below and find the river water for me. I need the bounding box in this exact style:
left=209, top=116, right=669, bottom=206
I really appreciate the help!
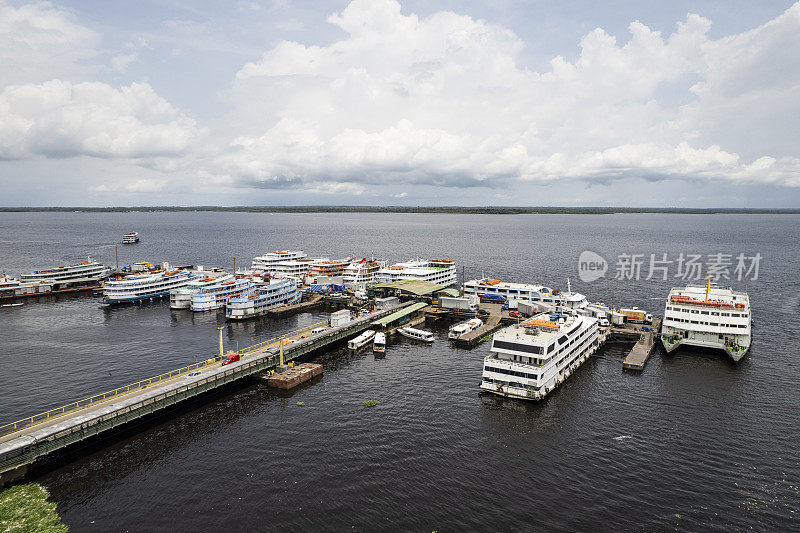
left=0, top=211, right=798, bottom=531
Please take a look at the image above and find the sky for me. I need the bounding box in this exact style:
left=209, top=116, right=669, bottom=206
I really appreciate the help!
left=1, top=0, right=799, bottom=207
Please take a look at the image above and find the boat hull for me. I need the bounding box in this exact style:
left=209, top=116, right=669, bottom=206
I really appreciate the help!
left=660, top=336, right=750, bottom=362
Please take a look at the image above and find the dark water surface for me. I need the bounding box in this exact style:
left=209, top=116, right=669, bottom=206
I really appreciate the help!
left=0, top=212, right=798, bottom=531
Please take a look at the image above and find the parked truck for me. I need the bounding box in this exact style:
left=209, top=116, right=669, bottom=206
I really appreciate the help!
left=619, top=307, right=653, bottom=324
left=439, top=295, right=479, bottom=311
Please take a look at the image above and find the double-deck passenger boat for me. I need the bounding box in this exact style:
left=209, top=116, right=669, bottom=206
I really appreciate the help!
left=122, top=232, right=139, bottom=244
left=169, top=272, right=234, bottom=309
left=0, top=275, right=54, bottom=300
left=103, top=270, right=197, bottom=304
left=375, top=259, right=457, bottom=287
left=190, top=278, right=255, bottom=312
left=342, top=258, right=386, bottom=288
left=250, top=251, right=306, bottom=276
left=20, top=258, right=110, bottom=288
left=225, top=278, right=300, bottom=320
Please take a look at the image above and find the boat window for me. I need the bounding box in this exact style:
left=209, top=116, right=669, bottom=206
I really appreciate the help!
left=492, top=340, right=543, bottom=354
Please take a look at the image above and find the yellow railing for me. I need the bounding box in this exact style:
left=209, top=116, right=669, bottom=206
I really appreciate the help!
left=0, top=319, right=331, bottom=438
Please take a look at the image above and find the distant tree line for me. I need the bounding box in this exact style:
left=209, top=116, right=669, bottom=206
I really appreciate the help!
left=1, top=206, right=798, bottom=214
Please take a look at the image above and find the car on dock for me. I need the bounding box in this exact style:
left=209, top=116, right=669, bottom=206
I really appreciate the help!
left=184, top=370, right=202, bottom=379
left=509, top=311, right=524, bottom=318
left=221, top=353, right=240, bottom=366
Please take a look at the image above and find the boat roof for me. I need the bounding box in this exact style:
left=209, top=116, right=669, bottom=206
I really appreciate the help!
left=374, top=279, right=446, bottom=296
left=372, top=302, right=427, bottom=326
left=466, top=278, right=551, bottom=292
left=669, top=285, right=749, bottom=305
left=495, top=314, right=586, bottom=345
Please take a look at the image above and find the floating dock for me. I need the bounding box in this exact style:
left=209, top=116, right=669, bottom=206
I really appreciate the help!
left=266, top=363, right=323, bottom=389
left=0, top=302, right=411, bottom=486
left=454, top=303, right=504, bottom=348
left=621, top=317, right=662, bottom=371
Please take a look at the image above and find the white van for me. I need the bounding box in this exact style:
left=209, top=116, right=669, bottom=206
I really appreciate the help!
left=311, top=327, right=327, bottom=334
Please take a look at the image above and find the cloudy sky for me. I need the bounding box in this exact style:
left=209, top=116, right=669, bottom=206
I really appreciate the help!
left=1, top=0, right=799, bottom=207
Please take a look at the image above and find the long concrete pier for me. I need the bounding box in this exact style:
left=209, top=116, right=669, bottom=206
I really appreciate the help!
left=0, top=302, right=410, bottom=485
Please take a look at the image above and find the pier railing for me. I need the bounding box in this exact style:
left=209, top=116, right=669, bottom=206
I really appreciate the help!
left=0, top=319, right=330, bottom=438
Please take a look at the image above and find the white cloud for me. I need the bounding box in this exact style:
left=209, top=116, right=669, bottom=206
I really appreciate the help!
left=222, top=0, right=800, bottom=190
left=0, top=80, right=199, bottom=159
left=0, top=1, right=99, bottom=86
left=111, top=52, right=138, bottom=73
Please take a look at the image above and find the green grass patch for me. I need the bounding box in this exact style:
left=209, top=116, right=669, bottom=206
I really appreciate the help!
left=0, top=483, right=68, bottom=532
left=296, top=401, right=305, bottom=406
left=363, top=400, right=380, bottom=408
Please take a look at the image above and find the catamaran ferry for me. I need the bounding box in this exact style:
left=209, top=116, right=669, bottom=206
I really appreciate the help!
left=464, top=278, right=587, bottom=310
left=480, top=313, right=600, bottom=401
left=448, top=318, right=483, bottom=339
left=251, top=251, right=306, bottom=275
left=20, top=258, right=111, bottom=288
left=225, top=278, right=300, bottom=320
left=169, top=272, right=234, bottom=309
left=661, top=282, right=751, bottom=361
left=375, top=259, right=457, bottom=287
left=103, top=270, right=198, bottom=304
left=342, top=258, right=386, bottom=288
left=190, top=278, right=255, bottom=312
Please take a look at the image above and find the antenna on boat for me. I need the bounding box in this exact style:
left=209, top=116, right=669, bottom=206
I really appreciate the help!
left=567, top=277, right=572, bottom=295
left=705, top=275, right=712, bottom=302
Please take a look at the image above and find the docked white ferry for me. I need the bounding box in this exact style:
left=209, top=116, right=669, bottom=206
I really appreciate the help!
left=308, top=259, right=351, bottom=279
left=270, top=257, right=321, bottom=281
left=448, top=318, right=483, bottom=339
left=103, top=270, right=197, bottom=304
left=661, top=282, right=751, bottom=361
left=348, top=330, right=376, bottom=350
left=375, top=259, right=457, bottom=287
left=225, top=278, right=300, bottom=320
left=251, top=251, right=306, bottom=275
left=20, top=258, right=110, bottom=288
left=464, top=278, right=587, bottom=310
left=170, top=272, right=233, bottom=309
left=397, top=327, right=435, bottom=343
left=373, top=332, right=386, bottom=353
left=480, top=313, right=600, bottom=401
left=0, top=275, right=55, bottom=300
left=190, top=278, right=256, bottom=312
left=343, top=258, right=386, bottom=288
